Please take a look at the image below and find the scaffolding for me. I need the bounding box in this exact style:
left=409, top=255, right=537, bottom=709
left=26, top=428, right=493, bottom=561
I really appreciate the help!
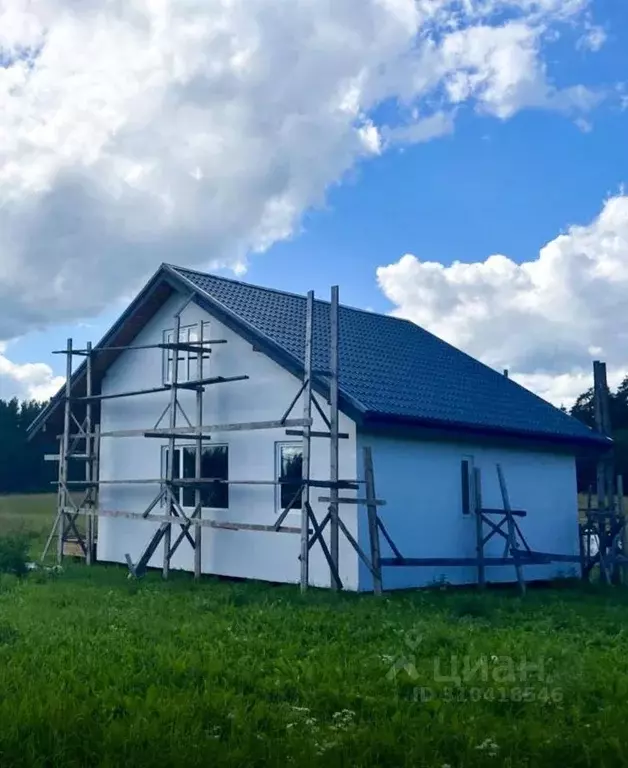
left=579, top=360, right=628, bottom=584
left=42, top=282, right=607, bottom=596
left=43, top=286, right=394, bottom=593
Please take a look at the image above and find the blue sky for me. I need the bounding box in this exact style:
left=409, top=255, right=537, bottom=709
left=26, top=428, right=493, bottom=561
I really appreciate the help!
left=1, top=0, right=627, bottom=407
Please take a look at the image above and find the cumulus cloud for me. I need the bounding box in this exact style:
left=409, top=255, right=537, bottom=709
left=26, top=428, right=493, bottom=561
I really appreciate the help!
left=0, top=350, right=64, bottom=401
left=0, top=0, right=607, bottom=345
left=377, top=194, right=628, bottom=408
left=384, top=111, right=456, bottom=144
left=577, top=20, right=607, bottom=52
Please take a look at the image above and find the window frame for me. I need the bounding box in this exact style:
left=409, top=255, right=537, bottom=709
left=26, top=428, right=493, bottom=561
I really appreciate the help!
left=161, top=443, right=229, bottom=510
left=275, top=441, right=304, bottom=513
left=461, top=455, right=475, bottom=516
left=162, top=321, right=211, bottom=385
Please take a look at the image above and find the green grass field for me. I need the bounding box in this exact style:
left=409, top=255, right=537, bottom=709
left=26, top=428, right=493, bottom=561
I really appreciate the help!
left=0, top=492, right=56, bottom=535
left=1, top=494, right=628, bottom=766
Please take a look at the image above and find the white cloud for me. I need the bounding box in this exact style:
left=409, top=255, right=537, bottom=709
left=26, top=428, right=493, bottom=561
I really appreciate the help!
left=384, top=111, right=456, bottom=144
left=0, top=0, right=605, bottom=347
left=575, top=116, right=593, bottom=133
left=0, top=352, right=64, bottom=401
left=358, top=120, right=383, bottom=155
left=377, top=194, right=628, bottom=409
left=577, top=21, right=607, bottom=52
left=513, top=369, right=628, bottom=411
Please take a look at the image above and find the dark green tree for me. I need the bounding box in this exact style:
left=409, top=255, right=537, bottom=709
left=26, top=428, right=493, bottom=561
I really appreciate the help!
left=0, top=398, right=55, bottom=494
left=570, top=377, right=628, bottom=493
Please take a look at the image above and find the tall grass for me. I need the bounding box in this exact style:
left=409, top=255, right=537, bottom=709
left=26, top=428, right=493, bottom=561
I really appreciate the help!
left=0, top=566, right=627, bottom=766
left=0, top=495, right=627, bottom=766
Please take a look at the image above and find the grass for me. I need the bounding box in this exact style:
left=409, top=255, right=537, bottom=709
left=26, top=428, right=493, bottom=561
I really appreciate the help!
left=1, top=495, right=628, bottom=766
left=0, top=493, right=56, bottom=536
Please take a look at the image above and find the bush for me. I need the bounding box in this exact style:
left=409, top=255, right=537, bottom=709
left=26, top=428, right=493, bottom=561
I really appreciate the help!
left=0, top=533, right=31, bottom=577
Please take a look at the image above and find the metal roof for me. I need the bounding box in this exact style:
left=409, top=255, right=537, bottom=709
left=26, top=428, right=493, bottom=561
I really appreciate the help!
left=29, top=263, right=608, bottom=449
left=172, top=265, right=608, bottom=448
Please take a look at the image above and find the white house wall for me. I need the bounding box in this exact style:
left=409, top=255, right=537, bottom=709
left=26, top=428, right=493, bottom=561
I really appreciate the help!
left=97, top=292, right=359, bottom=590
left=356, top=432, right=580, bottom=591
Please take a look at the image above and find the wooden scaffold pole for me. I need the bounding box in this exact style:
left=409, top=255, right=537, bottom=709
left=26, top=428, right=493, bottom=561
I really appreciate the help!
left=194, top=319, right=205, bottom=580
left=329, top=285, right=341, bottom=590
left=591, top=360, right=618, bottom=583
left=85, top=341, right=95, bottom=565
left=474, top=466, right=486, bottom=589
left=162, top=311, right=182, bottom=579
left=57, top=337, right=73, bottom=563
left=299, top=290, right=314, bottom=593
left=363, top=446, right=383, bottom=595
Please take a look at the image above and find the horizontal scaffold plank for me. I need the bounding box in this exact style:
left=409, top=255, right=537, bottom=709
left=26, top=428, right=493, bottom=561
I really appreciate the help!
left=480, top=507, right=527, bottom=518
left=45, top=454, right=94, bottom=462
left=76, top=384, right=174, bottom=402
left=144, top=417, right=311, bottom=436
left=62, top=507, right=302, bottom=534
left=62, top=417, right=311, bottom=440
left=53, top=341, right=227, bottom=355
left=159, top=341, right=224, bottom=352
left=318, top=496, right=386, bottom=505
left=380, top=557, right=549, bottom=567
left=165, top=375, right=249, bottom=390
left=380, top=553, right=581, bottom=567
left=284, top=429, right=349, bottom=439
left=57, top=477, right=353, bottom=487
left=75, top=375, right=249, bottom=403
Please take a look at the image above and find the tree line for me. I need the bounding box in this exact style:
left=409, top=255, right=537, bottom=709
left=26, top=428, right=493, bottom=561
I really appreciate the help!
left=569, top=377, right=628, bottom=492
left=0, top=399, right=56, bottom=494
left=1, top=380, right=628, bottom=495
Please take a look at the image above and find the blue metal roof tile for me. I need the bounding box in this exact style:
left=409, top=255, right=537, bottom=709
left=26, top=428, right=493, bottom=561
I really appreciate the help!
left=173, top=265, right=605, bottom=446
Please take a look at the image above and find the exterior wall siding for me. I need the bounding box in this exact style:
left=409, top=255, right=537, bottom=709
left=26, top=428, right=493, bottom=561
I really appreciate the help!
left=356, top=432, right=580, bottom=591
left=95, top=289, right=580, bottom=594
left=97, top=292, right=360, bottom=590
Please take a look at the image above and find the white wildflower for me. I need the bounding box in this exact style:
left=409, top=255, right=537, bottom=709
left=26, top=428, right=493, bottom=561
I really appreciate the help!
left=475, top=738, right=500, bottom=756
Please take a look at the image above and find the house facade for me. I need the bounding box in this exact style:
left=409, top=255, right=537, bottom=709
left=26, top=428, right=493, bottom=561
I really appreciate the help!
left=29, top=264, right=610, bottom=590
left=97, top=293, right=361, bottom=589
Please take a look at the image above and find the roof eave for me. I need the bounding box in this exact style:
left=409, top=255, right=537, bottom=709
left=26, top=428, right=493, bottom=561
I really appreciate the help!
left=27, top=264, right=184, bottom=440
left=360, top=411, right=612, bottom=454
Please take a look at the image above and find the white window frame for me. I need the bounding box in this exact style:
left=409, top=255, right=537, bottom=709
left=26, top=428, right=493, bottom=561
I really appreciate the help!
left=161, top=443, right=229, bottom=510
left=162, top=321, right=211, bottom=385
left=275, top=441, right=303, bottom=513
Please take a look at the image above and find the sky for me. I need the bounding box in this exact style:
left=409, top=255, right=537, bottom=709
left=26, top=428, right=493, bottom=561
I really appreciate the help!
left=1, top=0, right=627, bottom=408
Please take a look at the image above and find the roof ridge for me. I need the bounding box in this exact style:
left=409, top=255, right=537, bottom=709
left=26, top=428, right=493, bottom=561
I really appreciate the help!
left=167, top=263, right=409, bottom=324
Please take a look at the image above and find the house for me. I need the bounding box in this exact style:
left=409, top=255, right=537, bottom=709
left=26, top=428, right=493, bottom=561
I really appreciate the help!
left=29, top=263, right=610, bottom=590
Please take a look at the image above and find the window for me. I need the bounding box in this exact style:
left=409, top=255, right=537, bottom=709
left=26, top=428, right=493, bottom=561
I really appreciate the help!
left=163, top=321, right=211, bottom=384
left=276, top=442, right=303, bottom=512
left=162, top=444, right=229, bottom=509
left=461, top=456, right=474, bottom=516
